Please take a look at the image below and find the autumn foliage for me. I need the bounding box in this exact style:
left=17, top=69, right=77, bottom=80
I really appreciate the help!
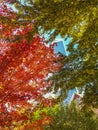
left=0, top=3, right=34, bottom=43
left=0, top=3, right=60, bottom=129
left=20, top=115, right=53, bottom=130
left=0, top=35, right=60, bottom=128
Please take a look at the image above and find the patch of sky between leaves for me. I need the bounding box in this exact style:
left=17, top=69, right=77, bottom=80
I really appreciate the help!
left=55, top=34, right=72, bottom=56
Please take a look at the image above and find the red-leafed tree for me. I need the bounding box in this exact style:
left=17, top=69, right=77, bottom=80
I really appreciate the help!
left=0, top=2, right=34, bottom=43
left=0, top=35, right=60, bottom=128
left=0, top=3, right=61, bottom=129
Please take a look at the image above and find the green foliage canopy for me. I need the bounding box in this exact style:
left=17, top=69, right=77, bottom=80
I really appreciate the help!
left=43, top=103, right=98, bottom=130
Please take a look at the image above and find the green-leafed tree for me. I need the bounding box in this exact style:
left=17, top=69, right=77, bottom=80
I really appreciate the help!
left=2, top=0, right=98, bottom=107
left=3, top=0, right=98, bottom=41
left=43, top=103, right=98, bottom=130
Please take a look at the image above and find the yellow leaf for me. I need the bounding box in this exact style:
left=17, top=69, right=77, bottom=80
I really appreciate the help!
left=22, top=58, right=26, bottom=62
left=0, top=83, right=3, bottom=90
left=87, top=69, right=94, bottom=75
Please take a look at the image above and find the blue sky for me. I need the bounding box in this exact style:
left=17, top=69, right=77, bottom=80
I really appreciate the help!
left=54, top=40, right=66, bottom=55
left=54, top=35, right=71, bottom=56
